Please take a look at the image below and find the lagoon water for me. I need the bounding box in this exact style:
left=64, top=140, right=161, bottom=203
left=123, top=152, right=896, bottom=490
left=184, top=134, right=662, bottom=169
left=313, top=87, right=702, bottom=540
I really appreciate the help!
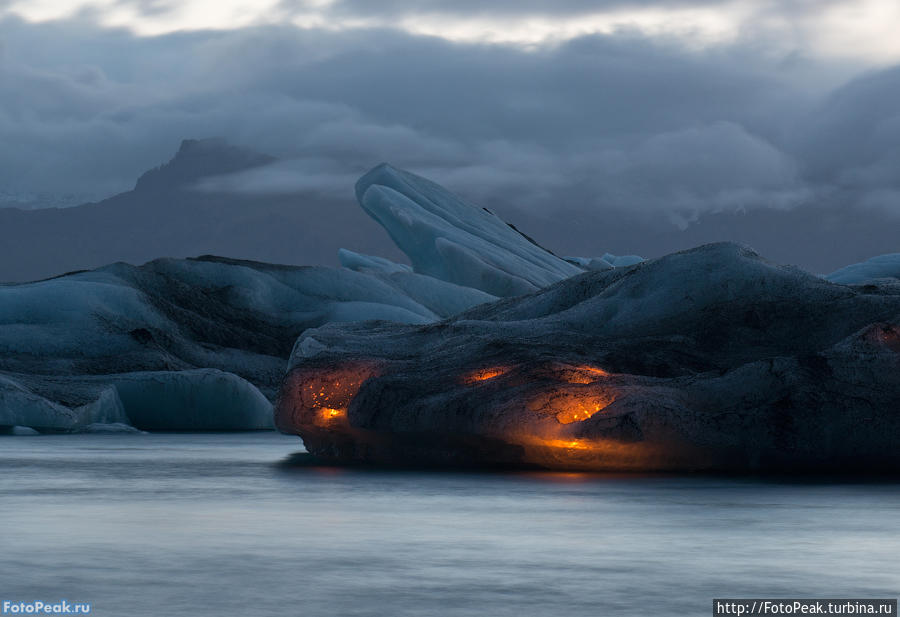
left=1, top=432, right=898, bottom=616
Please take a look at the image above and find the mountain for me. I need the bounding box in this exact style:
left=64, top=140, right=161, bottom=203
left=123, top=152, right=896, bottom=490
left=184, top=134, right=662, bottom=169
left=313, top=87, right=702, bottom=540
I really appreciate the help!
left=0, top=139, right=403, bottom=283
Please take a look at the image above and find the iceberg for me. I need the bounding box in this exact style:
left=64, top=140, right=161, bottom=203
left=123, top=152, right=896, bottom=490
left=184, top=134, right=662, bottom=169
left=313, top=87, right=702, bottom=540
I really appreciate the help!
left=2, top=426, right=40, bottom=436
left=0, top=374, right=129, bottom=433
left=338, top=249, right=412, bottom=275
left=826, top=253, right=900, bottom=285
left=110, top=369, right=273, bottom=431
left=80, top=423, right=146, bottom=434
left=564, top=253, right=645, bottom=271
left=0, top=255, right=482, bottom=390
left=601, top=253, right=645, bottom=267
left=0, top=369, right=271, bottom=433
left=355, top=164, right=583, bottom=296
left=0, top=251, right=494, bottom=431
left=337, top=249, right=498, bottom=318
left=277, top=243, right=900, bottom=472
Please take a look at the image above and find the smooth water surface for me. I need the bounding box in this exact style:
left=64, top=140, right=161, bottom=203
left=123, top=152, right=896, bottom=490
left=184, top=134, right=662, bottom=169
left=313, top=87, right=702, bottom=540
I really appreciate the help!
left=1, top=432, right=898, bottom=616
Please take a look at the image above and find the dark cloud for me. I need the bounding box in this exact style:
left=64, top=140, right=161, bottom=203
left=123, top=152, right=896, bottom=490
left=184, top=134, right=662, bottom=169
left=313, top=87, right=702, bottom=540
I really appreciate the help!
left=0, top=10, right=898, bottom=235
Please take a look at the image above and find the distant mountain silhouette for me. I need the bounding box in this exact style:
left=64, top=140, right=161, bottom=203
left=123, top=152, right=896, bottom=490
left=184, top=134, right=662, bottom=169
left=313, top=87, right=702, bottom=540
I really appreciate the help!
left=0, top=139, right=402, bottom=283
left=134, top=138, right=275, bottom=193
left=2, top=138, right=898, bottom=282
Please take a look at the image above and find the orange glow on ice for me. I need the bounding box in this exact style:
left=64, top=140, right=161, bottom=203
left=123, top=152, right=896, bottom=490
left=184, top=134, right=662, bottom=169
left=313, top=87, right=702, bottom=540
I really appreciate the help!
left=558, top=364, right=610, bottom=384
left=528, top=387, right=617, bottom=424
left=318, top=407, right=346, bottom=422
left=286, top=363, right=383, bottom=430
left=463, top=367, right=509, bottom=384
left=518, top=433, right=666, bottom=471
left=554, top=393, right=616, bottom=424
left=303, top=374, right=369, bottom=411
left=541, top=439, right=593, bottom=450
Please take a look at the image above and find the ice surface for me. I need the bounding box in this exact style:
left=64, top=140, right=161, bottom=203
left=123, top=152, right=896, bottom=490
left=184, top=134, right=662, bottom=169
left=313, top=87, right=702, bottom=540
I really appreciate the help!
left=338, top=249, right=411, bottom=274
left=0, top=256, right=461, bottom=379
left=372, top=271, right=497, bottom=319
left=355, top=164, right=583, bottom=296
left=337, top=249, right=498, bottom=318
left=564, top=256, right=613, bottom=270
left=0, top=245, right=499, bottom=430
left=602, top=253, right=645, bottom=267
left=0, top=369, right=272, bottom=432
left=565, top=253, right=645, bottom=270
left=4, top=426, right=40, bottom=436
left=0, top=271, right=170, bottom=358
left=80, top=422, right=146, bottom=434
left=0, top=375, right=129, bottom=432
left=826, top=254, right=900, bottom=285
left=0, top=374, right=80, bottom=432
left=110, top=369, right=273, bottom=431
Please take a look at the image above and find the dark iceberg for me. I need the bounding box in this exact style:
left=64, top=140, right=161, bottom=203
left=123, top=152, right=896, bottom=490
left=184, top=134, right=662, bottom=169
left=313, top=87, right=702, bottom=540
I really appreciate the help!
left=277, top=241, right=900, bottom=472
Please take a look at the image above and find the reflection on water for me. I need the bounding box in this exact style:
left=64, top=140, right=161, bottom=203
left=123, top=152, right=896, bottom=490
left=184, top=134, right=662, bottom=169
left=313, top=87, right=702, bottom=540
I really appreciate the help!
left=1, top=432, right=899, bottom=617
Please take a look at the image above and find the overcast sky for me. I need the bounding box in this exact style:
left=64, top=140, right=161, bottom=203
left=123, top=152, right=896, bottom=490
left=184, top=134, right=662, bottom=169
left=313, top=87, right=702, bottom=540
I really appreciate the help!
left=2, top=0, right=900, bottom=224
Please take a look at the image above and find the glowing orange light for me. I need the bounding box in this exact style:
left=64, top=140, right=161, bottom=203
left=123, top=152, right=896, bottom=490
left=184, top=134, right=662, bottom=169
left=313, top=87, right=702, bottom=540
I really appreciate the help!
left=578, top=365, right=608, bottom=376
left=287, top=363, right=384, bottom=431
left=305, top=377, right=365, bottom=409
left=528, top=387, right=616, bottom=424
left=543, top=439, right=592, bottom=450
left=319, top=408, right=345, bottom=421
left=517, top=434, right=663, bottom=471
left=463, top=367, right=509, bottom=384
left=554, top=394, right=615, bottom=424
left=559, top=364, right=610, bottom=384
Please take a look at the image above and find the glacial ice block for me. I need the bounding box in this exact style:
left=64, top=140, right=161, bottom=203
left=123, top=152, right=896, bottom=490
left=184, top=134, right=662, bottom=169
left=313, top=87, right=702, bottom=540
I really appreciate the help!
left=110, top=369, right=273, bottom=430
left=355, top=164, right=583, bottom=296
left=826, top=253, right=900, bottom=284
left=277, top=243, right=900, bottom=471
left=0, top=369, right=273, bottom=432
left=0, top=375, right=130, bottom=432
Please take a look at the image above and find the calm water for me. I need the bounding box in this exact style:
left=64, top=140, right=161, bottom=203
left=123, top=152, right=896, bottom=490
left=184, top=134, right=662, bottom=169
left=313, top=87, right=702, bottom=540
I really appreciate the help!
left=1, top=432, right=898, bottom=617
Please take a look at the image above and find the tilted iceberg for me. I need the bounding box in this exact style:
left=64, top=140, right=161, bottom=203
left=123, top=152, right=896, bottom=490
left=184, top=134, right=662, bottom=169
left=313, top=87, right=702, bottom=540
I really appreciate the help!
left=355, top=164, right=583, bottom=297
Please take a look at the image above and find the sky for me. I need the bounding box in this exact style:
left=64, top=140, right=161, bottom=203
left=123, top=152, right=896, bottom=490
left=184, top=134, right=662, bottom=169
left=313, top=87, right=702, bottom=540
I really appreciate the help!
left=2, top=0, right=900, bottom=225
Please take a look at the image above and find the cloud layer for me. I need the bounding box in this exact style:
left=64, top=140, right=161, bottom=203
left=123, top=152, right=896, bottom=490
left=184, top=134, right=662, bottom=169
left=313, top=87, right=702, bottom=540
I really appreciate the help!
left=1, top=7, right=899, bottom=230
